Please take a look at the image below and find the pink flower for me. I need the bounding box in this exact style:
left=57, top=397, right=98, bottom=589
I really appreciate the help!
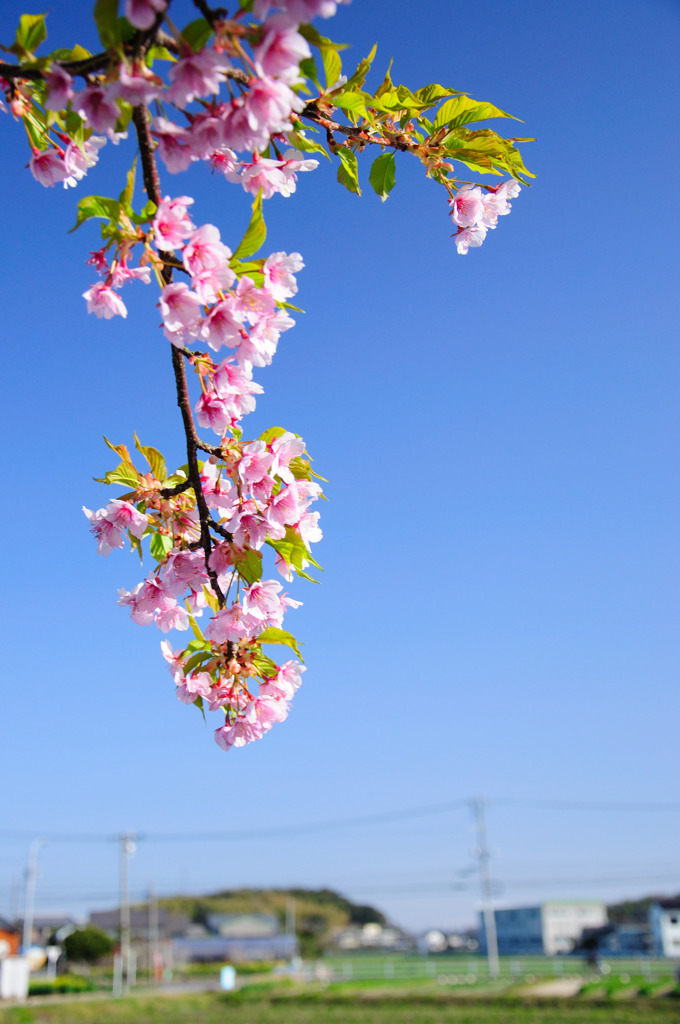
left=254, top=16, right=310, bottom=82
left=269, top=430, right=305, bottom=483
left=481, top=180, right=521, bottom=227
left=155, top=601, right=189, bottom=632
left=261, top=660, right=305, bottom=700
left=152, top=195, right=195, bottom=250
left=176, top=671, right=212, bottom=704
left=124, top=0, right=167, bottom=29
left=248, top=694, right=289, bottom=729
left=200, top=460, right=238, bottom=514
left=238, top=441, right=274, bottom=490
left=232, top=276, right=276, bottom=326
left=64, top=135, right=106, bottom=184
left=83, top=281, right=128, bottom=318
left=243, top=76, right=303, bottom=135
left=152, top=117, right=195, bottom=173
left=168, top=48, right=232, bottom=108
left=83, top=499, right=148, bottom=555
left=214, top=717, right=263, bottom=750
left=162, top=549, right=208, bottom=594
left=241, top=578, right=284, bottom=625
left=200, top=298, right=245, bottom=351
left=449, top=186, right=485, bottom=229
left=226, top=502, right=269, bottom=550
left=73, top=85, right=120, bottom=134
left=29, top=148, right=68, bottom=187
left=213, top=359, right=263, bottom=419
left=207, top=602, right=259, bottom=643
left=254, top=0, right=348, bottom=22
left=183, top=224, right=235, bottom=296
left=454, top=222, right=487, bottom=255
left=263, top=251, right=303, bottom=301
left=195, top=389, right=234, bottom=434
left=44, top=64, right=73, bottom=111
left=110, top=63, right=162, bottom=107
left=159, top=282, right=203, bottom=343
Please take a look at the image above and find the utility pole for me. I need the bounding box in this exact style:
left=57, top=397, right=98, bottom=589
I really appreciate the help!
left=119, top=833, right=136, bottom=994
left=148, top=883, right=160, bottom=984
left=472, top=798, right=499, bottom=979
left=22, top=839, right=46, bottom=953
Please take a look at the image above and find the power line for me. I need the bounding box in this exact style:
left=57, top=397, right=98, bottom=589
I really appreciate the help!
left=0, top=795, right=677, bottom=846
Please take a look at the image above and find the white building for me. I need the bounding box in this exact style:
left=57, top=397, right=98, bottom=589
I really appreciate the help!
left=649, top=900, right=680, bottom=957
left=480, top=901, right=608, bottom=956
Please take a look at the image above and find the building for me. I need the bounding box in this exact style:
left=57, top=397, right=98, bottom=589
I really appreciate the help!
left=479, top=902, right=608, bottom=956
left=649, top=900, right=680, bottom=957
left=0, top=920, right=20, bottom=959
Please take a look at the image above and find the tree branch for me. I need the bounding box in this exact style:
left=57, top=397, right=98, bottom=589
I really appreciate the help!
left=132, top=102, right=226, bottom=606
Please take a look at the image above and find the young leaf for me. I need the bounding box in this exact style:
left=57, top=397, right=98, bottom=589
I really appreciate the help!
left=344, top=42, right=377, bottom=90
left=433, top=95, right=516, bottom=131
left=257, top=627, right=304, bottom=661
left=368, top=151, right=396, bottom=201
left=119, top=155, right=137, bottom=211
left=93, top=460, right=141, bottom=488
left=134, top=433, right=167, bottom=482
left=321, top=46, right=342, bottom=89
left=234, top=548, right=263, bottom=585
left=336, top=148, right=361, bottom=195
left=180, top=17, right=212, bottom=53
left=333, top=91, right=367, bottom=121
left=232, top=191, right=266, bottom=261
left=149, top=532, right=173, bottom=561
left=11, top=13, right=47, bottom=57
left=259, top=426, right=289, bottom=444
left=69, top=195, right=121, bottom=232
left=93, top=0, right=122, bottom=51
left=413, top=84, right=459, bottom=107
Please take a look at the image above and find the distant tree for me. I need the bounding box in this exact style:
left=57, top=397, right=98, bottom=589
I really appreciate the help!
left=63, top=926, right=113, bottom=965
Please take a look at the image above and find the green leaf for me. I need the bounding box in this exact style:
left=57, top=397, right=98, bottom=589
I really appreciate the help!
left=103, top=436, right=135, bottom=462
left=259, top=426, right=289, bottom=445
left=93, top=460, right=140, bottom=488
left=333, top=91, right=367, bottom=121
left=413, top=84, right=458, bottom=107
left=119, top=155, right=137, bottom=212
left=368, top=151, right=396, bottom=202
left=374, top=62, right=393, bottom=100
left=232, top=191, right=266, bottom=261
left=344, top=42, right=377, bottom=90
left=12, top=13, right=47, bottom=57
left=286, top=128, right=330, bottom=160
left=321, top=46, right=342, bottom=89
left=336, top=148, right=361, bottom=195
left=180, top=17, right=212, bottom=53
left=149, top=532, right=173, bottom=561
left=298, top=56, right=320, bottom=89
left=257, top=627, right=304, bottom=661
left=433, top=95, right=515, bottom=131
left=183, top=650, right=212, bottom=674
left=69, top=195, right=121, bottom=232
left=234, top=548, right=263, bottom=585
left=133, top=433, right=167, bottom=482
left=93, top=0, right=121, bottom=51
left=145, top=44, right=175, bottom=66
left=188, top=614, right=205, bottom=643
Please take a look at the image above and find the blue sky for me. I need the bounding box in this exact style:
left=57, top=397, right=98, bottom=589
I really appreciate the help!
left=0, top=0, right=678, bottom=932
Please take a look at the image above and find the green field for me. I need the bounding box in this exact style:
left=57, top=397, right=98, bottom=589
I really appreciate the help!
left=1, top=985, right=679, bottom=1024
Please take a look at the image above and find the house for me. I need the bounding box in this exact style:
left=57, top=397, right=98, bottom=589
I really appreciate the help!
left=172, top=913, right=298, bottom=964
left=479, top=901, right=608, bottom=956
left=89, top=908, right=192, bottom=940
left=649, top=900, right=680, bottom=957
left=0, top=919, right=20, bottom=959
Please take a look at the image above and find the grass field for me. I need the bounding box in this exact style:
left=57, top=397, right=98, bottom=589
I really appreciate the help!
left=1, top=984, right=679, bottom=1024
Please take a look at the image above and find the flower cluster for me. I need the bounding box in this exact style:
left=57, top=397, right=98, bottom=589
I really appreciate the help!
left=449, top=181, right=521, bottom=254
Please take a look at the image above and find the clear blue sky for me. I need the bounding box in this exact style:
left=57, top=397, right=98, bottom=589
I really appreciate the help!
left=0, top=0, right=678, bottom=933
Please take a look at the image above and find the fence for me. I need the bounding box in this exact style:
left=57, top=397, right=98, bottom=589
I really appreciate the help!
left=309, top=955, right=675, bottom=985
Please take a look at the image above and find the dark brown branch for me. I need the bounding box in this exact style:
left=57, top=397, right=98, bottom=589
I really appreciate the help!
left=132, top=102, right=226, bottom=607
left=210, top=521, right=234, bottom=542
left=191, top=0, right=228, bottom=26
left=160, top=479, right=192, bottom=498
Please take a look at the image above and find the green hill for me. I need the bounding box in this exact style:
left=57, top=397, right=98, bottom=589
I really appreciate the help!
left=152, top=887, right=386, bottom=957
